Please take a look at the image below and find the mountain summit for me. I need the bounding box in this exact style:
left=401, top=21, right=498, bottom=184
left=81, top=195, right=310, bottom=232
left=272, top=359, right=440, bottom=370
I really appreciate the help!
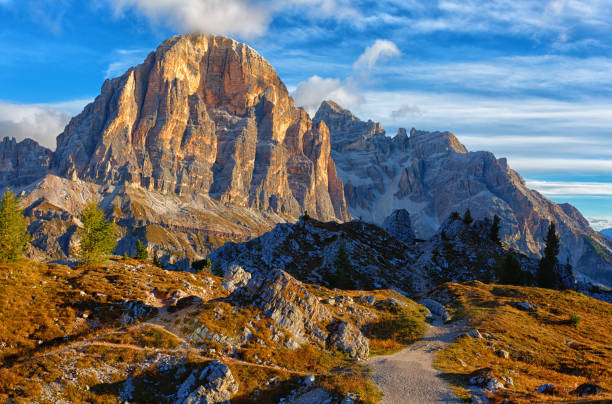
left=53, top=33, right=348, bottom=222
left=0, top=34, right=350, bottom=263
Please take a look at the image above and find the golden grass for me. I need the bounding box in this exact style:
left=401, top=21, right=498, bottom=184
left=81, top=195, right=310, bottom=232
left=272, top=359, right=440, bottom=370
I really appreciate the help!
left=434, top=281, right=612, bottom=403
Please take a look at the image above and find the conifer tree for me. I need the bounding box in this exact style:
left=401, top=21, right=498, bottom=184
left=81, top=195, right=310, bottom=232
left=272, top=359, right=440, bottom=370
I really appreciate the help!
left=134, top=239, right=148, bottom=260
left=0, top=188, right=30, bottom=263
left=332, top=243, right=354, bottom=289
left=77, top=202, right=116, bottom=265
left=497, top=254, right=524, bottom=285
left=491, top=215, right=501, bottom=245
left=463, top=209, right=474, bottom=225
left=537, top=223, right=560, bottom=289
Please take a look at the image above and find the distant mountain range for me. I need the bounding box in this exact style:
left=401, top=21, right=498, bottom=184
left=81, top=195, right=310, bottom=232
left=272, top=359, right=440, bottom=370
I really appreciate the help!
left=601, top=228, right=612, bottom=239
left=1, top=33, right=611, bottom=287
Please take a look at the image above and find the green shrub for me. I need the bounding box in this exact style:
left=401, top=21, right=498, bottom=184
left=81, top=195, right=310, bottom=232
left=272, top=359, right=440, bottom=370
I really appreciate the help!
left=569, top=312, right=580, bottom=327
left=192, top=258, right=212, bottom=273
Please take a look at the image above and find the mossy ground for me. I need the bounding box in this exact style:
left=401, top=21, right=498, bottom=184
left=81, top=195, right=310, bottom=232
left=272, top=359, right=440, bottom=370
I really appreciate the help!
left=433, top=281, right=612, bottom=403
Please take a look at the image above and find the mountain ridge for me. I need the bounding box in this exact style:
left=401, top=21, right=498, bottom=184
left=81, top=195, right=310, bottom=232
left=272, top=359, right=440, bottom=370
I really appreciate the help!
left=313, top=100, right=612, bottom=287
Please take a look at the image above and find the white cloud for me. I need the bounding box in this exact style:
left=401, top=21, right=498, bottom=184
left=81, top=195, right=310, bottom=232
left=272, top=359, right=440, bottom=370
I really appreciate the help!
left=526, top=180, right=612, bottom=196
left=0, top=99, right=90, bottom=150
left=108, top=0, right=270, bottom=38
left=391, top=104, right=422, bottom=119
left=509, top=158, right=612, bottom=173
left=291, top=76, right=363, bottom=116
left=105, top=49, right=150, bottom=78
left=292, top=39, right=399, bottom=115
left=353, top=39, right=401, bottom=70
left=588, top=217, right=612, bottom=231
left=106, top=0, right=362, bottom=39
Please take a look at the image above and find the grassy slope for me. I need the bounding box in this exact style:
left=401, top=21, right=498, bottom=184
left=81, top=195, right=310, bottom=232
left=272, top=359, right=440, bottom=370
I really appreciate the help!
left=0, top=259, right=427, bottom=404
left=433, top=281, right=612, bottom=403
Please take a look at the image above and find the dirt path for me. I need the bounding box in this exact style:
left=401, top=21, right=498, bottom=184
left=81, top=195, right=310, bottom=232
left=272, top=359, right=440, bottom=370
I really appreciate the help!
left=368, top=316, right=463, bottom=404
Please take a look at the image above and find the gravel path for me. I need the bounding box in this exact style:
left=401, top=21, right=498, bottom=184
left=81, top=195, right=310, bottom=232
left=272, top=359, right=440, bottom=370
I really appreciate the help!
left=368, top=316, right=463, bottom=404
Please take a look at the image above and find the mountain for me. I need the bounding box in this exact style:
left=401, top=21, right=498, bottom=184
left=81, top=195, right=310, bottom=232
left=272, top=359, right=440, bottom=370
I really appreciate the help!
left=601, top=228, right=612, bottom=239
left=313, top=101, right=612, bottom=287
left=0, top=137, right=51, bottom=188
left=2, top=33, right=349, bottom=264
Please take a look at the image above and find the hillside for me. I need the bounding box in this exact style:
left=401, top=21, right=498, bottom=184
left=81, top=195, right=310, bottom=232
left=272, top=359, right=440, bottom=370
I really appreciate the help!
left=429, top=281, right=612, bottom=402
left=0, top=259, right=428, bottom=403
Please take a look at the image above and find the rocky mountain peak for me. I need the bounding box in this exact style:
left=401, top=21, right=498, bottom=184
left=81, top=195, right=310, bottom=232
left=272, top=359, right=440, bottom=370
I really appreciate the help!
left=50, top=33, right=349, bottom=223
left=314, top=100, right=385, bottom=152
left=408, top=128, right=468, bottom=157
left=0, top=136, right=52, bottom=188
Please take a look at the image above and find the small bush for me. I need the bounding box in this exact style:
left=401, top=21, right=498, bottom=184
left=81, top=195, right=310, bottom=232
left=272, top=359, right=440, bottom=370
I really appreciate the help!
left=569, top=313, right=580, bottom=327
left=192, top=258, right=212, bottom=273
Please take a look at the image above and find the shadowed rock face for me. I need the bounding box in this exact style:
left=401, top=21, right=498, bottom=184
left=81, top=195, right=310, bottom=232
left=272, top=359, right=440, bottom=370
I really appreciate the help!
left=0, top=137, right=52, bottom=188
left=53, top=33, right=349, bottom=223
left=314, top=101, right=612, bottom=287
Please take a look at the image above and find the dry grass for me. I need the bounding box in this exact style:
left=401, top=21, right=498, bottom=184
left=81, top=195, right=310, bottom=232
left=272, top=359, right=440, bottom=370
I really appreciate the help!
left=434, top=281, right=612, bottom=403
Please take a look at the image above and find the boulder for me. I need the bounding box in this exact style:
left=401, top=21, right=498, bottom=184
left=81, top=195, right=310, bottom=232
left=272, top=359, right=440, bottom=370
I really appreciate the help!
left=468, top=368, right=504, bottom=393
left=327, top=321, right=369, bottom=360
left=495, top=349, right=510, bottom=359
left=222, top=265, right=252, bottom=293
left=571, top=383, right=602, bottom=397
left=176, top=360, right=238, bottom=404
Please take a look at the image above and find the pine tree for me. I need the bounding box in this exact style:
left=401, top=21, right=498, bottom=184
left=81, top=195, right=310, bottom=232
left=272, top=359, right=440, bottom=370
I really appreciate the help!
left=212, top=261, right=223, bottom=277
left=134, top=239, right=148, bottom=260
left=0, top=188, right=31, bottom=263
left=491, top=215, right=501, bottom=245
left=537, top=223, right=560, bottom=289
left=332, top=243, right=354, bottom=290
left=77, top=202, right=116, bottom=265
left=463, top=209, right=474, bottom=225
left=450, top=211, right=461, bottom=221
left=497, top=254, right=523, bottom=285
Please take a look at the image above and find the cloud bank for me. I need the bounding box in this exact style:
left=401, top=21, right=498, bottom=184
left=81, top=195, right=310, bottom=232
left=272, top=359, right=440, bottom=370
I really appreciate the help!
left=0, top=100, right=89, bottom=150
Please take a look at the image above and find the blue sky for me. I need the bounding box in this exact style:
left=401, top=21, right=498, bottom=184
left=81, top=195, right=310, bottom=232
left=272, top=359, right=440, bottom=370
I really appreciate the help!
left=0, top=0, right=611, bottom=229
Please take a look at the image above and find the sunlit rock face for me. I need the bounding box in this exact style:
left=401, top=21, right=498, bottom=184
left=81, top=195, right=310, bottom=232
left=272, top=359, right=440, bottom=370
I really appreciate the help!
left=53, top=33, right=349, bottom=223
left=314, top=101, right=612, bottom=287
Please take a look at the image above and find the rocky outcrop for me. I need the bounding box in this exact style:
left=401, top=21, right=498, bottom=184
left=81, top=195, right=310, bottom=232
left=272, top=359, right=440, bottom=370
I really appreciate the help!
left=175, top=361, right=238, bottom=404
left=314, top=101, right=612, bottom=287
left=382, top=209, right=415, bottom=244
left=0, top=137, right=52, bottom=188
left=208, top=217, right=420, bottom=293
left=53, top=33, right=349, bottom=223
left=327, top=321, right=369, bottom=359
left=232, top=267, right=331, bottom=344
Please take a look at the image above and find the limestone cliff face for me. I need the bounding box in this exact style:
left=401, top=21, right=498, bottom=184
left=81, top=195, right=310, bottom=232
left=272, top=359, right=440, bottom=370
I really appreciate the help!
left=53, top=34, right=348, bottom=223
left=314, top=101, right=612, bottom=287
left=0, top=137, right=52, bottom=188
